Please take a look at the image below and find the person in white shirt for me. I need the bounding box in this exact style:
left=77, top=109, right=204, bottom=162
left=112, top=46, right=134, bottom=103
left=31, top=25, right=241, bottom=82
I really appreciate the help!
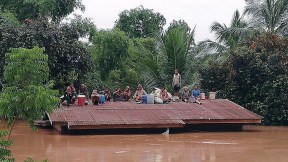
left=172, top=69, right=181, bottom=97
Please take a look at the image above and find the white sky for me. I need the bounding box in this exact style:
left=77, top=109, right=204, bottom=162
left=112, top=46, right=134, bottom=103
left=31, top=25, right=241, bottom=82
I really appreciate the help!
left=73, top=0, right=246, bottom=42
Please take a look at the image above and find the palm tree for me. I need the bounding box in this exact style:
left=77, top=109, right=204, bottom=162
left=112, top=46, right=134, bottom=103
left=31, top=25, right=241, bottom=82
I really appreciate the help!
left=197, top=10, right=249, bottom=58
left=162, top=26, right=197, bottom=86
left=160, top=26, right=195, bottom=76
left=244, top=0, right=288, bottom=37
left=134, top=41, right=164, bottom=89
left=135, top=26, right=196, bottom=89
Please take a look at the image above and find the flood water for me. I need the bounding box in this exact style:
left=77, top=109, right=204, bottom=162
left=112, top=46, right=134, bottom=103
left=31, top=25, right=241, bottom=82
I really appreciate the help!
left=1, top=121, right=288, bottom=162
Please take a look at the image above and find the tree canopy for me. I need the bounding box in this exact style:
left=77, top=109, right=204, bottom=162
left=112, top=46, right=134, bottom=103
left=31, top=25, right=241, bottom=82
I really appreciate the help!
left=0, top=0, right=287, bottom=130
left=115, top=6, right=166, bottom=38
left=244, top=0, right=288, bottom=36
left=0, top=47, right=59, bottom=128
left=91, top=29, right=130, bottom=81
left=134, top=26, right=196, bottom=89
left=199, top=34, right=288, bottom=125
left=0, top=19, right=93, bottom=90
left=167, top=19, right=191, bottom=33
left=0, top=0, right=84, bottom=21
left=198, top=10, right=249, bottom=58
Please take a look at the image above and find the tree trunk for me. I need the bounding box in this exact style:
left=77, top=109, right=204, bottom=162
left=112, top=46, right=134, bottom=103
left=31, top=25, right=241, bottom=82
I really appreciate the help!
left=7, top=115, right=17, bottom=141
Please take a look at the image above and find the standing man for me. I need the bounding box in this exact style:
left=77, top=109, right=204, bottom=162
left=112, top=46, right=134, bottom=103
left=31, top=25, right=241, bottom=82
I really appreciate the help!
left=172, top=69, right=181, bottom=97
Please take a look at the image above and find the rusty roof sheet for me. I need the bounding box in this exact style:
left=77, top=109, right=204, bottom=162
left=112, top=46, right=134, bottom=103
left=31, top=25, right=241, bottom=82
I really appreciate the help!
left=49, top=99, right=262, bottom=129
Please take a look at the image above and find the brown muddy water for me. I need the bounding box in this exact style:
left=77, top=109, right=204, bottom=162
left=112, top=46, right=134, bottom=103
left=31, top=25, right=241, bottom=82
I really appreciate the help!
left=1, top=121, right=288, bottom=162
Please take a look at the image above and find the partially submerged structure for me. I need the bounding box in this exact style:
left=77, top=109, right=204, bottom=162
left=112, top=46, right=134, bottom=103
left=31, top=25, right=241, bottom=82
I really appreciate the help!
left=36, top=99, right=262, bottom=133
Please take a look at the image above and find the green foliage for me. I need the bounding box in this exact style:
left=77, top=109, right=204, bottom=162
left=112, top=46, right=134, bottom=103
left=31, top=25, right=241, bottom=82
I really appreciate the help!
left=0, top=0, right=84, bottom=21
left=161, top=27, right=195, bottom=84
left=91, top=29, right=130, bottom=81
left=167, top=19, right=191, bottom=33
left=0, top=11, right=21, bottom=26
left=123, top=68, right=140, bottom=87
left=67, top=69, right=79, bottom=84
left=244, top=0, right=288, bottom=36
left=115, top=6, right=166, bottom=38
left=132, top=26, right=196, bottom=90
left=0, top=19, right=93, bottom=90
left=132, top=40, right=164, bottom=88
left=199, top=34, right=288, bottom=125
left=132, top=37, right=157, bottom=54
left=0, top=130, right=14, bottom=162
left=198, top=10, right=249, bottom=58
left=67, top=14, right=97, bottom=41
left=81, top=70, right=103, bottom=93
left=0, top=47, right=59, bottom=128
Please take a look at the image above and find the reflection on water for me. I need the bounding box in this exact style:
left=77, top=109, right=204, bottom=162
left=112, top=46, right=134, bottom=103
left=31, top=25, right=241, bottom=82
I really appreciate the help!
left=1, top=120, right=288, bottom=162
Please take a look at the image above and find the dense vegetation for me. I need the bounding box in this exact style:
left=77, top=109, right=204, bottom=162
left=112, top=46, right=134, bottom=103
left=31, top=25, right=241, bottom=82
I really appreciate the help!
left=197, top=0, right=288, bottom=125
left=0, top=47, right=59, bottom=161
left=0, top=0, right=287, bottom=125
left=200, top=35, right=288, bottom=125
left=0, top=0, right=287, bottom=160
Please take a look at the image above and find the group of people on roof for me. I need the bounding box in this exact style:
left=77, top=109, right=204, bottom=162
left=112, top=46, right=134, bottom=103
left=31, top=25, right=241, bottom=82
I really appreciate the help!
left=171, top=69, right=202, bottom=104
left=61, top=69, right=204, bottom=106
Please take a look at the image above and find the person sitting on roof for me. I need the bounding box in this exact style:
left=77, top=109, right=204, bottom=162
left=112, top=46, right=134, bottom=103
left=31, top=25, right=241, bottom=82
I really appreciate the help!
left=192, top=85, right=202, bottom=105
left=79, top=84, right=88, bottom=98
left=103, top=87, right=111, bottom=101
left=113, top=86, right=123, bottom=101
left=123, top=86, right=131, bottom=101
left=133, top=84, right=147, bottom=102
left=181, top=86, right=191, bottom=103
left=65, top=83, right=77, bottom=106
left=160, top=86, right=171, bottom=103
left=91, top=89, right=100, bottom=105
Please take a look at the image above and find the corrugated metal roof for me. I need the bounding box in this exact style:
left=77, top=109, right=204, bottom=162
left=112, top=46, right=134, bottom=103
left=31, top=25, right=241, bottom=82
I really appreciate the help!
left=49, top=99, right=262, bottom=129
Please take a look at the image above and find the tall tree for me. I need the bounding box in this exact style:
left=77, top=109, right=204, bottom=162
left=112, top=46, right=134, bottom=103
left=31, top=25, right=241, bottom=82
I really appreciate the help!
left=115, top=6, right=166, bottom=38
left=161, top=27, right=195, bottom=78
left=0, top=47, right=59, bottom=131
left=199, top=34, right=288, bottom=125
left=0, top=0, right=84, bottom=21
left=0, top=19, right=93, bottom=90
left=91, top=29, right=130, bottom=81
left=198, top=10, right=249, bottom=58
left=167, top=19, right=191, bottom=33
left=135, top=26, right=195, bottom=89
left=0, top=47, right=58, bottom=162
left=244, top=0, right=288, bottom=37
left=68, top=14, right=97, bottom=41
left=132, top=38, right=164, bottom=88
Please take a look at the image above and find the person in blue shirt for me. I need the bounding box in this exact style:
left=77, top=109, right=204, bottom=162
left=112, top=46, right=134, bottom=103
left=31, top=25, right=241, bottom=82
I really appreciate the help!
left=191, top=85, right=202, bottom=104
left=192, top=85, right=201, bottom=97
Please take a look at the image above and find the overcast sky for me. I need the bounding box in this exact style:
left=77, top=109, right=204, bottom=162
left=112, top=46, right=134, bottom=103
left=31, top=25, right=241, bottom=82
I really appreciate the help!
left=73, top=0, right=246, bottom=42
